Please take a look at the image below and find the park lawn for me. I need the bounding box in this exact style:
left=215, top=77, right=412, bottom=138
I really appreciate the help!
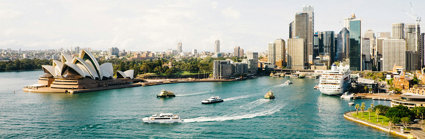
left=180, top=71, right=200, bottom=76
left=351, top=112, right=391, bottom=127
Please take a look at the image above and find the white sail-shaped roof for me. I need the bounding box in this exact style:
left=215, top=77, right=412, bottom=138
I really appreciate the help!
left=61, top=53, right=72, bottom=63
left=42, top=65, right=56, bottom=76
left=61, top=62, right=88, bottom=78
left=72, top=57, right=99, bottom=79
left=124, top=70, right=134, bottom=79
left=79, top=50, right=102, bottom=80
left=117, top=71, right=126, bottom=79
left=100, top=63, right=113, bottom=79
left=52, top=60, right=63, bottom=77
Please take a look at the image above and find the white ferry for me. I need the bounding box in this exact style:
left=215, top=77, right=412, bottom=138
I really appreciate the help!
left=318, top=64, right=351, bottom=95
left=142, top=113, right=182, bottom=123
left=201, top=96, right=224, bottom=104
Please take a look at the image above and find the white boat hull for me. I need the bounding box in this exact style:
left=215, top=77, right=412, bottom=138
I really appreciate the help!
left=319, top=88, right=343, bottom=95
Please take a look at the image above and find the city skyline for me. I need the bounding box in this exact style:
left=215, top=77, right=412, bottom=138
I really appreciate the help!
left=0, top=0, right=424, bottom=52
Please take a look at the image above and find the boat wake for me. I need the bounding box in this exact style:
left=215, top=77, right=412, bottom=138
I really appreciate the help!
left=223, top=94, right=256, bottom=101
left=176, top=91, right=210, bottom=97
left=183, top=105, right=283, bottom=123
left=274, top=83, right=288, bottom=87
left=239, top=99, right=270, bottom=110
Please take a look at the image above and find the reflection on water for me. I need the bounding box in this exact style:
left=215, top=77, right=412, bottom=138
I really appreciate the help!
left=0, top=71, right=397, bottom=138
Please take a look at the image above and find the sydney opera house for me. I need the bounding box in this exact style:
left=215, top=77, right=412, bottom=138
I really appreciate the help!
left=24, top=50, right=139, bottom=93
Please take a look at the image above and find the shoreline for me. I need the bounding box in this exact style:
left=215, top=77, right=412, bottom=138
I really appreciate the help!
left=343, top=111, right=413, bottom=138
left=138, top=78, right=245, bottom=86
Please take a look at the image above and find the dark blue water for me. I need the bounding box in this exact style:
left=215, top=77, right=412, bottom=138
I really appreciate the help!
left=0, top=71, right=398, bottom=138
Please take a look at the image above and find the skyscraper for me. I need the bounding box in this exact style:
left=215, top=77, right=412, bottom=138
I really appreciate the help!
left=364, top=30, right=376, bottom=70
left=234, top=46, right=242, bottom=58
left=382, top=39, right=406, bottom=71
left=289, top=21, right=294, bottom=39
left=108, top=47, right=119, bottom=57
left=215, top=40, right=220, bottom=54
left=303, top=5, right=314, bottom=65
left=322, top=31, right=335, bottom=67
left=268, top=43, right=276, bottom=65
left=246, top=52, right=258, bottom=74
left=421, top=33, right=425, bottom=67
left=405, top=24, right=418, bottom=51
left=294, top=12, right=309, bottom=66
left=274, top=39, right=286, bottom=67
left=392, top=23, right=405, bottom=39
left=288, top=38, right=305, bottom=70
left=347, top=14, right=362, bottom=71
left=177, top=42, right=183, bottom=53
left=336, top=27, right=350, bottom=61
left=362, top=38, right=372, bottom=70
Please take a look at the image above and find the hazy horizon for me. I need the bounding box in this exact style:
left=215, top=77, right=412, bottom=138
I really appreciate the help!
left=0, top=0, right=424, bottom=52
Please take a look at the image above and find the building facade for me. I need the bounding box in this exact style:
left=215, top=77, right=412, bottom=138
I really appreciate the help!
left=348, top=17, right=362, bottom=71
left=274, top=39, right=286, bottom=67
left=268, top=43, right=276, bottom=65
left=382, top=39, right=406, bottom=71
left=392, top=23, right=405, bottom=39
left=288, top=38, right=305, bottom=70
left=215, top=40, right=220, bottom=54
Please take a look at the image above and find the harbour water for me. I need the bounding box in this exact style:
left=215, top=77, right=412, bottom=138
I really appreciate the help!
left=0, top=71, right=398, bottom=138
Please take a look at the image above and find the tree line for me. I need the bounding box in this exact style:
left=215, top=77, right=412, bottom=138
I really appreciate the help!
left=0, top=59, right=51, bottom=72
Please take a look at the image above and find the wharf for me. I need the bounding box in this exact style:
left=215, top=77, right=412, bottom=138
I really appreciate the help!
left=23, top=83, right=142, bottom=94
left=354, top=93, right=401, bottom=101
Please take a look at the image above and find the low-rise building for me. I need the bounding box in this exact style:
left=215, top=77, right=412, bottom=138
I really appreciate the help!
left=393, top=73, right=410, bottom=90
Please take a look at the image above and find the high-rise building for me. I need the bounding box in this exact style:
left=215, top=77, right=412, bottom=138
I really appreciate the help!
left=313, top=33, right=320, bottom=59
left=364, top=30, right=376, bottom=70
left=294, top=12, right=309, bottom=66
left=392, top=23, right=405, bottom=39
left=215, top=40, right=220, bottom=54
left=267, top=43, right=276, bottom=65
left=246, top=52, right=258, bottom=74
left=420, top=33, right=425, bottom=67
left=108, top=47, right=119, bottom=57
left=322, top=31, right=335, bottom=66
left=405, top=24, right=418, bottom=51
left=382, top=39, right=406, bottom=71
left=406, top=51, right=419, bottom=71
left=274, top=39, right=286, bottom=67
left=288, top=38, right=305, bottom=70
left=303, top=5, right=314, bottom=64
left=177, top=42, right=183, bottom=53
left=336, top=27, right=350, bottom=61
left=289, top=21, right=294, bottom=39
left=192, top=49, right=197, bottom=55
left=362, top=38, right=372, bottom=70
left=233, top=46, right=243, bottom=58
left=346, top=14, right=362, bottom=71
left=213, top=60, right=233, bottom=79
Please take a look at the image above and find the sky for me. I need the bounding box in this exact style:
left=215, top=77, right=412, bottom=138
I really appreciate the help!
left=0, top=0, right=424, bottom=52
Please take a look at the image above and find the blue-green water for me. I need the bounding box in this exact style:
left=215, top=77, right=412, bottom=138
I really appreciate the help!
left=0, top=71, right=398, bottom=138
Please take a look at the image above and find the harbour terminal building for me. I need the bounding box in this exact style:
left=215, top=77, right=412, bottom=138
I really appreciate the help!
left=24, top=50, right=138, bottom=94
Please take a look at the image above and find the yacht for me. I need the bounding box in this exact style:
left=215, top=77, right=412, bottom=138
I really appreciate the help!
left=201, top=96, right=224, bottom=104
left=283, top=80, right=292, bottom=86
left=157, top=90, right=176, bottom=98
left=318, top=64, right=351, bottom=95
left=142, top=113, right=182, bottom=123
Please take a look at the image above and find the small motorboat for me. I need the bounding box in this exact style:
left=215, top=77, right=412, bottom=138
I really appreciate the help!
left=340, top=92, right=354, bottom=100
left=264, top=90, right=275, bottom=99
left=157, top=90, right=176, bottom=98
left=283, top=80, right=292, bottom=86
left=201, top=96, right=224, bottom=104
left=348, top=102, right=355, bottom=106
left=142, top=113, right=182, bottom=123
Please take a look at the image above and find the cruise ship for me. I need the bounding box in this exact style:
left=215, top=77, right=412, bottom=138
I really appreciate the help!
left=318, top=64, right=351, bottom=95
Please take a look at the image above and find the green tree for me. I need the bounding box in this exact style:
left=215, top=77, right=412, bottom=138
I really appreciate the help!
left=355, top=104, right=360, bottom=115
left=368, top=108, right=373, bottom=120
left=385, top=105, right=413, bottom=121
left=376, top=108, right=381, bottom=122
left=373, top=105, right=390, bottom=115
left=361, top=102, right=366, bottom=113
left=401, top=117, right=410, bottom=129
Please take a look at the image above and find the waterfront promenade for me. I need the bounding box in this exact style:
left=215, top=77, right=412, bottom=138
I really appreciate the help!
left=344, top=111, right=422, bottom=138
